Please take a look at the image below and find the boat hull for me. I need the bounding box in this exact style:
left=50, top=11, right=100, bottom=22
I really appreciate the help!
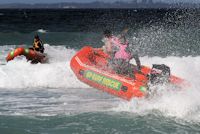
left=6, top=47, right=47, bottom=63
left=70, top=46, right=186, bottom=101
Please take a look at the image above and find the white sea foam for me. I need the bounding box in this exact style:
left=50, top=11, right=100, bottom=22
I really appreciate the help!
left=116, top=56, right=200, bottom=122
left=37, top=29, right=47, bottom=33
left=0, top=44, right=86, bottom=89
left=1, top=44, right=200, bottom=121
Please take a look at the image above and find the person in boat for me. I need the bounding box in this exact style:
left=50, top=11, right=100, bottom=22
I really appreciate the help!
left=101, top=29, right=141, bottom=78
left=32, top=35, right=44, bottom=53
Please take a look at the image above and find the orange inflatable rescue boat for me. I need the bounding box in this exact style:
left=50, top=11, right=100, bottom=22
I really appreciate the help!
left=70, top=46, right=187, bottom=101
left=6, top=47, right=48, bottom=64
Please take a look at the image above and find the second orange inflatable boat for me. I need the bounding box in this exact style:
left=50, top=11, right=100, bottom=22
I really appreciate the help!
left=6, top=47, right=48, bottom=64
left=70, top=46, right=186, bottom=101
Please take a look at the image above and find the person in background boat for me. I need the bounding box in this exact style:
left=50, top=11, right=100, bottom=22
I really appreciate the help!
left=101, top=29, right=141, bottom=78
left=32, top=35, right=44, bottom=53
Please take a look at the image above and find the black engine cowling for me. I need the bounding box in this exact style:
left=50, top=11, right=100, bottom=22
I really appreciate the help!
left=149, top=64, right=171, bottom=84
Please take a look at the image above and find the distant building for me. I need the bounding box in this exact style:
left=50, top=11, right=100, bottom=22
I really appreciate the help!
left=132, top=0, right=138, bottom=4
left=141, top=0, right=147, bottom=4
left=148, top=0, right=153, bottom=4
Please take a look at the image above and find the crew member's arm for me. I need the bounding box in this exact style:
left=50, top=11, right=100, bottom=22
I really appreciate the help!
left=133, top=54, right=141, bottom=71
left=102, top=38, right=112, bottom=54
left=118, top=28, right=129, bottom=40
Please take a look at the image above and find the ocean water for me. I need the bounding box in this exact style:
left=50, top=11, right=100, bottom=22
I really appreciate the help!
left=0, top=9, right=200, bottom=134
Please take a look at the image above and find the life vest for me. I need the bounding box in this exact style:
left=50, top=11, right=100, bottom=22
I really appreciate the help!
left=33, top=39, right=44, bottom=53
left=109, top=36, right=131, bottom=61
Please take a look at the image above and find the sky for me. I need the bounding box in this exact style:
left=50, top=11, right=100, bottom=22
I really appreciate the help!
left=0, top=0, right=199, bottom=4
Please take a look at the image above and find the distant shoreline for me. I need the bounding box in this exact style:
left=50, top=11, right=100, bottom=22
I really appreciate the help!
left=0, top=8, right=199, bottom=10
left=0, top=2, right=199, bottom=9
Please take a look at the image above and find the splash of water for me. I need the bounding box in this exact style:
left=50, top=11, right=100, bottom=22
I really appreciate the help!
left=1, top=44, right=200, bottom=121
left=0, top=44, right=86, bottom=89
left=116, top=56, right=200, bottom=122
left=37, top=29, right=47, bottom=33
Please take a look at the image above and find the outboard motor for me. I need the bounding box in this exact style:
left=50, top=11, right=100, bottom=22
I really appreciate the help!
left=149, top=64, right=171, bottom=84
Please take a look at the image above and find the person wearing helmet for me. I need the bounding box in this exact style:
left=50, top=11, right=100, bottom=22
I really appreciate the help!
left=101, top=29, right=141, bottom=78
left=32, top=35, right=44, bottom=53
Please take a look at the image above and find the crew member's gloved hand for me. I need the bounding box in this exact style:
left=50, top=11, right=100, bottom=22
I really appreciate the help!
left=137, top=65, right=145, bottom=75
left=136, top=64, right=141, bottom=71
